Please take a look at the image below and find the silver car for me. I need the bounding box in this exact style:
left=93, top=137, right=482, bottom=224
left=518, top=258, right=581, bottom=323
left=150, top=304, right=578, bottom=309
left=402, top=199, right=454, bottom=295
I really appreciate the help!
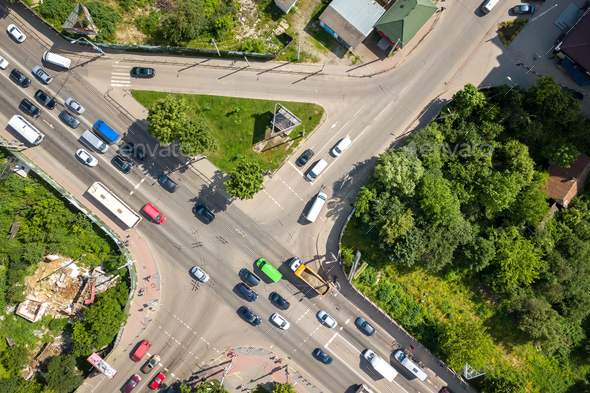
left=65, top=97, right=85, bottom=115
left=32, top=66, right=53, bottom=84
left=75, top=149, right=98, bottom=167
left=0, top=56, right=8, bottom=70
left=317, top=310, right=337, bottom=328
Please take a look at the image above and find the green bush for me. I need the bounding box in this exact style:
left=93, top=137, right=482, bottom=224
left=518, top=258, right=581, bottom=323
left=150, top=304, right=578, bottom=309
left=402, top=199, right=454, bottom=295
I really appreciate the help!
left=135, top=11, right=161, bottom=37
left=84, top=2, right=121, bottom=42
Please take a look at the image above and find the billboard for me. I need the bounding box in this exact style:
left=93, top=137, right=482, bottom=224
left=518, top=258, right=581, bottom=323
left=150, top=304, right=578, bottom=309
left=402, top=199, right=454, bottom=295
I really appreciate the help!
left=62, top=3, right=99, bottom=36
left=87, top=353, right=117, bottom=379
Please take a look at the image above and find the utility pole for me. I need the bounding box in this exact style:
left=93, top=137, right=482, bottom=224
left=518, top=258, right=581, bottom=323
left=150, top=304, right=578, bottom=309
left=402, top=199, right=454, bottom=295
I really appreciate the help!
left=211, top=39, right=221, bottom=57
left=219, top=358, right=234, bottom=388
left=71, top=36, right=104, bottom=55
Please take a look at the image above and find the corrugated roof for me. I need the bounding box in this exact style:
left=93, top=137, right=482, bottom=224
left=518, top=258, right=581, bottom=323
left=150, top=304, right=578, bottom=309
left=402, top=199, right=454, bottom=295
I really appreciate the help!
left=375, top=0, right=437, bottom=48
left=274, top=0, right=298, bottom=13
left=545, top=153, right=590, bottom=208
left=329, top=0, right=385, bottom=36
left=560, top=12, right=590, bottom=71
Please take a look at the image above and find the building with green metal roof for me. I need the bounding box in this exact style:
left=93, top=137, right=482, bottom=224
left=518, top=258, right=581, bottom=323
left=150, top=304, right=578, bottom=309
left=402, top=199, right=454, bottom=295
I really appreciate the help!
left=375, top=0, right=438, bottom=50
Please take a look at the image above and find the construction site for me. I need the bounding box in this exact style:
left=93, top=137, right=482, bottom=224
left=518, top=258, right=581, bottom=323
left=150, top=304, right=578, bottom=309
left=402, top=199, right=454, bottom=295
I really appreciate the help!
left=11, top=254, right=119, bottom=379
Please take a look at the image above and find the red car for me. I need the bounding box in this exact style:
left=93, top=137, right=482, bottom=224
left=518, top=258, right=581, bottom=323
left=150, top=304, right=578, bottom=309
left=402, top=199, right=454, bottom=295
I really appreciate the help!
left=143, top=203, right=166, bottom=224
left=149, top=373, right=165, bottom=389
left=123, top=374, right=141, bottom=393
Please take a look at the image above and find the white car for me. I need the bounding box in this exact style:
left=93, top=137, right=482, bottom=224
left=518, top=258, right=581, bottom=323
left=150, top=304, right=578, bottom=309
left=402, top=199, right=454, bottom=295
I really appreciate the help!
left=65, top=97, right=85, bottom=115
left=76, top=149, right=98, bottom=167
left=190, top=266, right=210, bottom=282
left=271, top=313, right=291, bottom=330
left=317, top=310, right=337, bottom=328
left=331, top=136, right=352, bottom=157
left=0, top=56, right=8, bottom=70
left=7, top=24, right=26, bottom=43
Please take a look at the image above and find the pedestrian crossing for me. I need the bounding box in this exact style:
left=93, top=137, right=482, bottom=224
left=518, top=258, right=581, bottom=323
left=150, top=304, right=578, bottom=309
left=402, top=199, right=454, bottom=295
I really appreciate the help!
left=111, top=64, right=131, bottom=87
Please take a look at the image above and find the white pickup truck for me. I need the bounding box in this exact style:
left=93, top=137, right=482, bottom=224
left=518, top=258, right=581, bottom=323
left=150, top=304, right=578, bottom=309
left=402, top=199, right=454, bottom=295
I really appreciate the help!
left=362, top=349, right=398, bottom=382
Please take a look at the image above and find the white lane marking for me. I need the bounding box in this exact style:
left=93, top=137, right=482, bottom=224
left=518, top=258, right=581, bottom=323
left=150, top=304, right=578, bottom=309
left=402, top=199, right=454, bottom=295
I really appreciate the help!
left=345, top=318, right=351, bottom=325
left=245, top=246, right=254, bottom=255
left=135, top=178, right=145, bottom=189
left=112, top=64, right=132, bottom=68
left=276, top=176, right=305, bottom=202
left=262, top=189, right=284, bottom=209
left=318, top=120, right=349, bottom=154
left=112, top=72, right=132, bottom=76
left=111, top=83, right=130, bottom=87
left=353, top=106, right=365, bottom=117
left=288, top=160, right=304, bottom=175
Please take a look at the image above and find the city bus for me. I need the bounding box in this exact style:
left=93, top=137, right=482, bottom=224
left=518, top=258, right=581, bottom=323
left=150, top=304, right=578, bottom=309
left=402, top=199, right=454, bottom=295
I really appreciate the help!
left=87, top=182, right=142, bottom=228
left=256, top=258, right=282, bottom=282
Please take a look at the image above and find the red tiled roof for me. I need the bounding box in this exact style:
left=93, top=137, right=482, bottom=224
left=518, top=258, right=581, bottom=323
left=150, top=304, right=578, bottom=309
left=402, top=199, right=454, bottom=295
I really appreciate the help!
left=545, top=153, right=590, bottom=208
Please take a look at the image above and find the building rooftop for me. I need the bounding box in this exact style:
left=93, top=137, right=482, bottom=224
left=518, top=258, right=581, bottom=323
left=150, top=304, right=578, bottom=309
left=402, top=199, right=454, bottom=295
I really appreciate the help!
left=330, top=0, right=386, bottom=36
left=546, top=153, right=590, bottom=208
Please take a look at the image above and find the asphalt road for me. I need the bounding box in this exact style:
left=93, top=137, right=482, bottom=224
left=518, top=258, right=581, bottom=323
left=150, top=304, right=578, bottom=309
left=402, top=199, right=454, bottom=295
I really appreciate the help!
left=0, top=0, right=510, bottom=392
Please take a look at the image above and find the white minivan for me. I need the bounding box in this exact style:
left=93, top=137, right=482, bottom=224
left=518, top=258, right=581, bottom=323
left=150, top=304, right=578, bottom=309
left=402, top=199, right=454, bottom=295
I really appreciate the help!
left=82, top=130, right=109, bottom=153
left=306, top=192, right=327, bottom=223
left=42, top=51, right=71, bottom=69
left=306, top=159, right=328, bottom=181
left=8, top=115, right=45, bottom=145
left=331, top=136, right=351, bottom=156
left=481, top=0, right=499, bottom=14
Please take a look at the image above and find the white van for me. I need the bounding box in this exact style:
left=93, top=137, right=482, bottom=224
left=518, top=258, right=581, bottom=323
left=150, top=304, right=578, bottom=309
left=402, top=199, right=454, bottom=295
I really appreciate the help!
left=393, top=350, right=427, bottom=381
left=331, top=136, right=352, bottom=156
left=306, top=159, right=328, bottom=181
left=8, top=115, right=45, bottom=145
left=306, top=192, right=327, bottom=223
left=42, top=51, right=71, bottom=69
left=481, top=0, right=499, bottom=14
left=82, top=130, right=109, bottom=153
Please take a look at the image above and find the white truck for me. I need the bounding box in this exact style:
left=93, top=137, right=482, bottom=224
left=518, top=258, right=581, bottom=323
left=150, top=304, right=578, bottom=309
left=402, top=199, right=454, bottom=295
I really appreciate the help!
left=362, top=349, right=398, bottom=382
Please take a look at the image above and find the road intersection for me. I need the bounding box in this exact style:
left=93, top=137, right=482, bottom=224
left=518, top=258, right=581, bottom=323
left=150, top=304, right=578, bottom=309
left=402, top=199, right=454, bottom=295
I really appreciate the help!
left=0, top=0, right=572, bottom=392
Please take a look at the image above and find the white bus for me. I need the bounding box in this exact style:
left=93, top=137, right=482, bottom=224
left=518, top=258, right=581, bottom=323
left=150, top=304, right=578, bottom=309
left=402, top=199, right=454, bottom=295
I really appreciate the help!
left=87, top=182, right=142, bottom=228
left=393, top=350, right=427, bottom=381
left=8, top=115, right=45, bottom=145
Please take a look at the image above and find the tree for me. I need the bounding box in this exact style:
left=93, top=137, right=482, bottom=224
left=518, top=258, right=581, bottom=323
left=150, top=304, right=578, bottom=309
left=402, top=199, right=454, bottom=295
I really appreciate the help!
left=372, top=150, right=424, bottom=197
left=481, top=369, right=526, bottom=393
left=273, top=383, right=297, bottom=393
left=492, top=227, right=545, bottom=290
left=354, top=186, right=376, bottom=218
left=179, top=118, right=217, bottom=156
left=46, top=356, right=84, bottom=393
left=478, top=171, right=526, bottom=215
left=147, top=95, right=186, bottom=145
left=0, top=377, right=18, bottom=393
left=225, top=159, right=264, bottom=200
left=84, top=291, right=126, bottom=348
left=437, top=318, right=495, bottom=371
left=451, top=83, right=486, bottom=118
left=457, top=236, right=496, bottom=272
left=514, top=297, right=565, bottom=347
left=160, top=0, right=207, bottom=43
left=504, top=171, right=550, bottom=228
left=417, top=173, right=462, bottom=227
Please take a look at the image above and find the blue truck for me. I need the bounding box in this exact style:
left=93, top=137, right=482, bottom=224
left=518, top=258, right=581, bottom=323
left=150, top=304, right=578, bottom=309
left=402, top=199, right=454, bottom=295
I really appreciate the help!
left=93, top=120, right=121, bottom=144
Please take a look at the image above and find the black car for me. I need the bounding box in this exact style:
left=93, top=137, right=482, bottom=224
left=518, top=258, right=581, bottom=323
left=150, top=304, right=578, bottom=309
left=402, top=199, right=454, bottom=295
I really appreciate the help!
left=237, top=283, right=258, bottom=302
left=131, top=67, right=155, bottom=78
left=238, top=306, right=261, bottom=326
left=240, top=268, right=260, bottom=286
left=563, top=87, right=584, bottom=101
left=112, top=155, right=133, bottom=174
left=59, top=110, right=80, bottom=128
left=297, top=149, right=314, bottom=167
left=122, top=142, right=146, bottom=161
left=194, top=204, right=215, bottom=223
left=10, top=68, right=31, bottom=87
left=35, top=90, right=56, bottom=109
left=159, top=174, right=179, bottom=193
left=20, top=99, right=40, bottom=119
left=269, top=292, right=290, bottom=310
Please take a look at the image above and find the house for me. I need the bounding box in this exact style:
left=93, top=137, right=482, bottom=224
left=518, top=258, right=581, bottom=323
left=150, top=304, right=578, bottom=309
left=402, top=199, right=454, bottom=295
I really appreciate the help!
left=274, top=0, right=298, bottom=14
left=319, top=0, right=386, bottom=50
left=555, top=8, right=590, bottom=87
left=546, top=153, right=590, bottom=208
left=374, top=0, right=438, bottom=52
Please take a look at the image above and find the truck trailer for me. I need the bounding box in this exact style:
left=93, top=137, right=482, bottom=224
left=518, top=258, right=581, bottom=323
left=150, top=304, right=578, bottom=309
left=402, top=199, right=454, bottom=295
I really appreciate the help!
left=289, top=257, right=331, bottom=296
left=362, top=349, right=398, bottom=382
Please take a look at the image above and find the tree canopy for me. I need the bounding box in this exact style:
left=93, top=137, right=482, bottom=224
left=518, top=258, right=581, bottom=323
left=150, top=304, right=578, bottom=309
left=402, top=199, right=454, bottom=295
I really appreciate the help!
left=225, top=159, right=264, bottom=200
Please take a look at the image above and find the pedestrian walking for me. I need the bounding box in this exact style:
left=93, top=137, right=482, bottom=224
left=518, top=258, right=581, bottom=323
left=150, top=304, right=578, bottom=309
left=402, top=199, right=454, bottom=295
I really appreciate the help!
left=410, top=346, right=414, bottom=351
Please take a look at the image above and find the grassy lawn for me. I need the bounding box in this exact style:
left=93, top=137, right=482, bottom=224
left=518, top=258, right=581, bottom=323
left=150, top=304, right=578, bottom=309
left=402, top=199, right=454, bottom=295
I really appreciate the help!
left=131, top=91, right=324, bottom=173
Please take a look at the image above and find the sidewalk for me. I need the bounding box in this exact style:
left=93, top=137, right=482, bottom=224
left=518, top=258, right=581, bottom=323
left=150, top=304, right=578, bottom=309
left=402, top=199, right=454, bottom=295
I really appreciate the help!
left=192, top=348, right=321, bottom=393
